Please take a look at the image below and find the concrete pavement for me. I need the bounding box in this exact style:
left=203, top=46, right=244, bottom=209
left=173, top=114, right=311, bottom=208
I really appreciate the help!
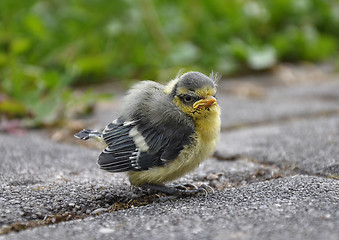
left=1, top=67, right=339, bottom=239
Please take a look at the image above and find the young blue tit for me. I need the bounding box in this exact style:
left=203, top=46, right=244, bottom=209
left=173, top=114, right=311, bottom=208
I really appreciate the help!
left=75, top=71, right=220, bottom=196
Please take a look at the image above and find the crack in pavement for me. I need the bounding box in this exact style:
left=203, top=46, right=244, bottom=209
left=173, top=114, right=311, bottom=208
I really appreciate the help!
left=0, top=212, right=87, bottom=235
left=0, top=193, right=164, bottom=235
left=0, top=188, right=210, bottom=235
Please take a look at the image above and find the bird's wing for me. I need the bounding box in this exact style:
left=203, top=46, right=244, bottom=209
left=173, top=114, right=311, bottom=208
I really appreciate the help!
left=97, top=118, right=194, bottom=172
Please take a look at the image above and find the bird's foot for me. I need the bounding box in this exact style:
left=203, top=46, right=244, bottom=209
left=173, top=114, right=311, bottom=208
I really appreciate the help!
left=174, top=183, right=215, bottom=195
left=141, top=183, right=214, bottom=198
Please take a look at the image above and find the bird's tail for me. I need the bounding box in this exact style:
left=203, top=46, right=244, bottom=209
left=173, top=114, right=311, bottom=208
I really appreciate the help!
left=74, top=129, right=103, bottom=142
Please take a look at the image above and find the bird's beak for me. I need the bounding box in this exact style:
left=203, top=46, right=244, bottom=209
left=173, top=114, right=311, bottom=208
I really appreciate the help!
left=193, top=96, right=217, bottom=109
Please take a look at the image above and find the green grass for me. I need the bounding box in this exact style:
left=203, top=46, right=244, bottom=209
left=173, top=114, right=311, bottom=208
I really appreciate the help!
left=1, top=0, right=339, bottom=126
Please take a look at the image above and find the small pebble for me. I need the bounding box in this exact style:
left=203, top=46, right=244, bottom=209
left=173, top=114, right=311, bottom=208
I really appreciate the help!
left=69, top=203, right=76, bottom=207
left=206, top=173, right=219, bottom=181
left=91, top=208, right=108, bottom=215
left=99, top=227, right=114, bottom=234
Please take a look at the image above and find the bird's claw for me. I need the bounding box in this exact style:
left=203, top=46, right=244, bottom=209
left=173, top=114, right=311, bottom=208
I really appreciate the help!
left=172, top=183, right=214, bottom=197
left=174, top=183, right=199, bottom=191
left=199, top=184, right=215, bottom=194
left=183, top=184, right=214, bottom=196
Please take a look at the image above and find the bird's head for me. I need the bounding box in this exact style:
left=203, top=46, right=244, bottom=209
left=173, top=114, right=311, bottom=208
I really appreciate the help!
left=167, top=71, right=220, bottom=120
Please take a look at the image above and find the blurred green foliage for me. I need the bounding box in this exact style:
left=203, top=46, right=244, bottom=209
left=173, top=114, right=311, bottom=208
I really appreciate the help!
left=1, top=0, right=339, bottom=126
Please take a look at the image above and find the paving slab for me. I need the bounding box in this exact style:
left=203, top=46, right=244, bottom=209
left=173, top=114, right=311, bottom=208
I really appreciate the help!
left=0, top=132, right=98, bottom=183
left=1, top=176, right=338, bottom=240
left=0, top=132, right=129, bottom=227
left=216, top=115, right=339, bottom=176
left=218, top=77, right=339, bottom=129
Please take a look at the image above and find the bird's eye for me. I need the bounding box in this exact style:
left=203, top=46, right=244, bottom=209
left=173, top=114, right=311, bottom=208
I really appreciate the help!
left=184, top=96, right=193, bottom=102
left=179, top=94, right=198, bottom=105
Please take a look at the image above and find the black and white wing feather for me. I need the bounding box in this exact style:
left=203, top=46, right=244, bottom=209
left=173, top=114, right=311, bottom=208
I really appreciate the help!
left=97, top=117, right=194, bottom=172
left=98, top=120, right=139, bottom=172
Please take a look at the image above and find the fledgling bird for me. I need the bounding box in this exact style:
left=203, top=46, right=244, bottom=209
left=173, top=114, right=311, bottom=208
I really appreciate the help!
left=74, top=71, right=221, bottom=195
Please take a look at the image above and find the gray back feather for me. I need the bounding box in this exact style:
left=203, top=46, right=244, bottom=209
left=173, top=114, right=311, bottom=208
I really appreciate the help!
left=119, top=81, right=194, bottom=129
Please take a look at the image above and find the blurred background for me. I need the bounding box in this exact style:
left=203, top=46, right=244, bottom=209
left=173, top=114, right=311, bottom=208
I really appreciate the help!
left=1, top=0, right=339, bottom=132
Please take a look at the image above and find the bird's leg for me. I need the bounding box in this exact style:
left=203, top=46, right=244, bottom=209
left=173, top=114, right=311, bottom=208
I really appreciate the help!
left=141, top=183, right=214, bottom=197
